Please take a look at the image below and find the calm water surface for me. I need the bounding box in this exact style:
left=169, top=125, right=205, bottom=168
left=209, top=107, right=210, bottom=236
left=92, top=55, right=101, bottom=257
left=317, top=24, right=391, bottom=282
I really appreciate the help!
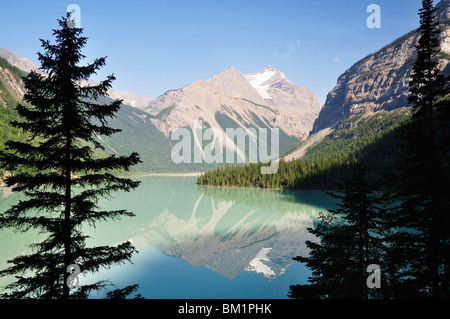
left=0, top=176, right=337, bottom=299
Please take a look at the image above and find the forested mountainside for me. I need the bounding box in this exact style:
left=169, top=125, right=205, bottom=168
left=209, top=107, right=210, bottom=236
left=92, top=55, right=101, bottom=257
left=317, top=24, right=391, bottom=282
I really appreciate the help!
left=197, top=108, right=411, bottom=190
left=198, top=11, right=450, bottom=190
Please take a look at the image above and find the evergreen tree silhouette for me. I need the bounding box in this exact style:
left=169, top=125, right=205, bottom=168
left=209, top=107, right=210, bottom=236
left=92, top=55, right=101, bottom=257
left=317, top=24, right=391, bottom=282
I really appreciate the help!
left=389, top=0, right=450, bottom=298
left=0, top=14, right=141, bottom=299
left=289, top=164, right=391, bottom=299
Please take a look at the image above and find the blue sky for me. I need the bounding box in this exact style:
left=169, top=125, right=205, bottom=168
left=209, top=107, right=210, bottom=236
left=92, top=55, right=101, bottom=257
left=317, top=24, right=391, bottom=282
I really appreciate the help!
left=0, top=0, right=425, bottom=104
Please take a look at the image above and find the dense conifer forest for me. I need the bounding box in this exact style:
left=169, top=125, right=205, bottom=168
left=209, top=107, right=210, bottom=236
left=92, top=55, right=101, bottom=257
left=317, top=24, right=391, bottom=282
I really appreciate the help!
left=197, top=108, right=411, bottom=190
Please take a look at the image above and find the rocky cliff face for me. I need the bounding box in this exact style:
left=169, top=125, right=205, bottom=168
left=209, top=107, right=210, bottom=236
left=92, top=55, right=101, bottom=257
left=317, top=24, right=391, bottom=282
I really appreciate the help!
left=311, top=2, right=450, bottom=134
left=0, top=48, right=45, bottom=76
left=436, top=0, right=450, bottom=20
left=0, top=62, right=25, bottom=107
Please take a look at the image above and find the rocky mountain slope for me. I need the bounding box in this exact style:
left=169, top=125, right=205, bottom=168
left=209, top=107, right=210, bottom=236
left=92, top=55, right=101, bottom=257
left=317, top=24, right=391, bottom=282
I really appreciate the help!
left=144, top=65, right=321, bottom=160
left=244, top=66, right=321, bottom=126
left=311, top=1, right=450, bottom=134
left=0, top=57, right=29, bottom=184
left=0, top=57, right=176, bottom=175
left=0, top=48, right=45, bottom=76
left=146, top=66, right=320, bottom=141
left=437, top=0, right=450, bottom=20
left=0, top=57, right=25, bottom=106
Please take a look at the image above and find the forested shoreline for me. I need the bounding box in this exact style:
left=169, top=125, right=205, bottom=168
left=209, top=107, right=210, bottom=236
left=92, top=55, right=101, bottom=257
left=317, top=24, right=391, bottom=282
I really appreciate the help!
left=197, top=109, right=410, bottom=191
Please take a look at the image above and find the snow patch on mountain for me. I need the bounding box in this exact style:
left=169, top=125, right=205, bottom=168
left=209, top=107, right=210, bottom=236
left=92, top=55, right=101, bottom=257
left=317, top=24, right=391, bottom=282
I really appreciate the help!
left=244, top=69, right=276, bottom=99
left=245, top=247, right=275, bottom=278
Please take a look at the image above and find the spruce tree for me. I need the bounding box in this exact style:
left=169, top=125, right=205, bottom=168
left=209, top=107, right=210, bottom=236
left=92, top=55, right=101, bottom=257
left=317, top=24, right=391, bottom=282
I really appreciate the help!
left=0, top=15, right=141, bottom=299
left=289, top=165, right=391, bottom=299
left=390, top=0, right=450, bottom=298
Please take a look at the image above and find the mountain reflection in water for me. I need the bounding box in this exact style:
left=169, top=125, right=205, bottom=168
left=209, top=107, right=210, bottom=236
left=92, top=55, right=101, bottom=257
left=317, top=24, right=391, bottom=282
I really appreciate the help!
left=85, top=176, right=336, bottom=281
left=0, top=176, right=337, bottom=297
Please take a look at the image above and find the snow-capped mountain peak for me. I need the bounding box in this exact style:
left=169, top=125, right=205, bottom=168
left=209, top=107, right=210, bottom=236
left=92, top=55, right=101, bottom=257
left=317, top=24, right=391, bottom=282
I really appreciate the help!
left=243, top=65, right=287, bottom=100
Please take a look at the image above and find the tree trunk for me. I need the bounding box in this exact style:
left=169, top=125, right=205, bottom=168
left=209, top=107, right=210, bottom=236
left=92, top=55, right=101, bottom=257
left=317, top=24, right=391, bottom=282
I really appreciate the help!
left=62, top=130, right=72, bottom=299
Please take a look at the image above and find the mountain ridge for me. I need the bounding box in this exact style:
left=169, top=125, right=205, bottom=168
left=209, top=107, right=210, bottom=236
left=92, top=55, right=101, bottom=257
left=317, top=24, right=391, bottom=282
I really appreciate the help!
left=0, top=50, right=320, bottom=172
left=144, top=64, right=321, bottom=143
left=0, top=46, right=321, bottom=144
left=311, top=3, right=450, bottom=134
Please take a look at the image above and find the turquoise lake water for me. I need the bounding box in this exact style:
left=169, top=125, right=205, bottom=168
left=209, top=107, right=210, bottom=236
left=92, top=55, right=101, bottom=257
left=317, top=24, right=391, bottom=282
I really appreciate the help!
left=0, top=176, right=337, bottom=299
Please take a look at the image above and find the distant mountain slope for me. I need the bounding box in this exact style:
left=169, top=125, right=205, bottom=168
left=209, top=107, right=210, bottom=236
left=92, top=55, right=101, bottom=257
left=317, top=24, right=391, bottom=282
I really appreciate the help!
left=206, top=66, right=266, bottom=104
left=0, top=54, right=178, bottom=174
left=244, top=65, right=321, bottom=128
left=108, top=90, right=153, bottom=109
left=436, top=0, right=450, bottom=20
left=0, top=57, right=34, bottom=183
left=311, top=12, right=450, bottom=134
left=198, top=108, right=411, bottom=190
left=0, top=48, right=45, bottom=75
left=92, top=96, right=220, bottom=173
left=1, top=47, right=322, bottom=172
left=144, top=65, right=321, bottom=160
left=146, top=65, right=320, bottom=140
